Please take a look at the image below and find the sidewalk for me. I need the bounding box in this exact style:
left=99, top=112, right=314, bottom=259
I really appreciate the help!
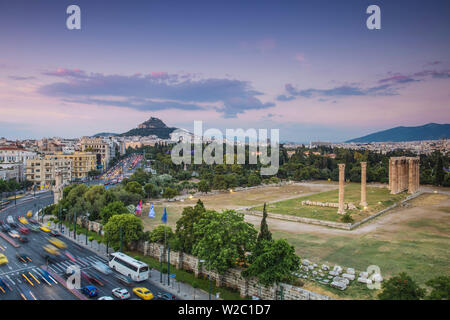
left=148, top=268, right=219, bottom=300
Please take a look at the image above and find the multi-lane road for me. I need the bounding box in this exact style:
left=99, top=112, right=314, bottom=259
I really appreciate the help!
left=0, top=155, right=173, bottom=300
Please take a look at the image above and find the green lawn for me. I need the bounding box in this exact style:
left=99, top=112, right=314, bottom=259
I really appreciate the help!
left=253, top=183, right=407, bottom=222
left=272, top=215, right=450, bottom=298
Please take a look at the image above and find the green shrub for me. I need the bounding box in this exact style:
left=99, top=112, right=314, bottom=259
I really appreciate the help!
left=341, top=213, right=354, bottom=223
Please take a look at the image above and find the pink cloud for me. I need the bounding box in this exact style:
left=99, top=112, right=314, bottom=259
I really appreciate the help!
left=294, top=53, right=306, bottom=63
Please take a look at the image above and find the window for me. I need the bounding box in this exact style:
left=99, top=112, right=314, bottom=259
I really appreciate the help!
left=139, top=266, right=149, bottom=273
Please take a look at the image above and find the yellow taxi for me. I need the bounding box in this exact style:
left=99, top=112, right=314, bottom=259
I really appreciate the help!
left=19, top=217, right=29, bottom=224
left=26, top=211, right=33, bottom=218
left=40, top=225, right=51, bottom=233
left=48, top=237, right=67, bottom=249
left=43, top=244, right=60, bottom=256
left=0, top=253, right=8, bottom=265
left=132, top=287, right=154, bottom=300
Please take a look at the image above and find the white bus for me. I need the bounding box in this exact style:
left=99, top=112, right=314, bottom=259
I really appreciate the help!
left=108, top=252, right=149, bottom=282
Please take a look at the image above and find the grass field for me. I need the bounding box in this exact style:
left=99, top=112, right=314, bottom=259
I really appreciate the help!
left=253, top=183, right=407, bottom=222
left=138, top=183, right=333, bottom=231
left=135, top=183, right=449, bottom=299
left=270, top=193, right=450, bottom=299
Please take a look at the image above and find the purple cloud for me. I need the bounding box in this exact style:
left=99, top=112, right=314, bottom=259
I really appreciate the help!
left=280, top=65, right=450, bottom=101
left=39, top=68, right=274, bottom=118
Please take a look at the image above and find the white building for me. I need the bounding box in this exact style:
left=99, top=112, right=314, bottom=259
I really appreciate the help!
left=0, top=146, right=37, bottom=163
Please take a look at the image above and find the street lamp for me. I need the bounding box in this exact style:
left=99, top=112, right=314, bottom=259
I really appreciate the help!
left=85, top=212, right=90, bottom=246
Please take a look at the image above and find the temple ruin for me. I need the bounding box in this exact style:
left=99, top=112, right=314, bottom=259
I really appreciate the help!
left=388, top=156, right=420, bottom=194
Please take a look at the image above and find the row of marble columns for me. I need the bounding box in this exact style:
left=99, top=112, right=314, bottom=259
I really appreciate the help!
left=388, top=157, right=420, bottom=194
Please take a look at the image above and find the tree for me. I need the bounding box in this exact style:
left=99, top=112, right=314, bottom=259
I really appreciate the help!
left=125, top=181, right=144, bottom=197
left=378, top=272, right=426, bottom=300
left=130, top=168, right=151, bottom=185
left=144, top=183, right=158, bottom=199
left=175, top=200, right=206, bottom=253
left=242, top=239, right=300, bottom=286
left=104, top=214, right=143, bottom=249
left=162, top=187, right=178, bottom=199
left=247, top=173, right=261, bottom=187
left=425, top=276, right=450, bottom=300
left=87, top=169, right=101, bottom=177
left=257, top=203, right=272, bottom=243
left=192, top=209, right=257, bottom=274
left=149, top=225, right=174, bottom=244
left=100, top=200, right=129, bottom=224
left=197, top=180, right=211, bottom=194
left=212, top=174, right=227, bottom=190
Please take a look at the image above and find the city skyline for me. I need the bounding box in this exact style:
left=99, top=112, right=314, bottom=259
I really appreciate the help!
left=1, top=0, right=450, bottom=141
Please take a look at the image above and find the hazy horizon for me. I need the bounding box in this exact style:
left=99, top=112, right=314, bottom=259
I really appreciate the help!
left=1, top=0, right=449, bottom=142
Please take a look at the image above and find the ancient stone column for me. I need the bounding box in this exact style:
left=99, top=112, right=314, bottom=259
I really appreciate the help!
left=360, top=162, right=368, bottom=207
left=388, top=158, right=392, bottom=191
left=338, top=163, right=346, bottom=214
left=397, top=159, right=404, bottom=192
left=415, top=158, right=420, bottom=192
left=408, top=158, right=414, bottom=193
left=390, top=158, right=398, bottom=194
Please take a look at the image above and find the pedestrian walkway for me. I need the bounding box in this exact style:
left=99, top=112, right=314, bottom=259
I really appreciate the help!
left=148, top=268, right=218, bottom=300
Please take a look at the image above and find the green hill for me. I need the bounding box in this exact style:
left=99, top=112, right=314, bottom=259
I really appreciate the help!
left=346, top=123, right=450, bottom=142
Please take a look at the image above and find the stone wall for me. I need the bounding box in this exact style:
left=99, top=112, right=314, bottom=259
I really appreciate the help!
left=244, top=209, right=353, bottom=230
left=76, top=217, right=103, bottom=233
left=140, top=242, right=331, bottom=300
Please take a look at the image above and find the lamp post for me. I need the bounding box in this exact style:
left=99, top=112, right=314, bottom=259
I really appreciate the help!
left=73, top=211, right=77, bottom=241
left=167, top=244, right=171, bottom=286
left=85, top=212, right=90, bottom=246
left=160, top=248, right=163, bottom=284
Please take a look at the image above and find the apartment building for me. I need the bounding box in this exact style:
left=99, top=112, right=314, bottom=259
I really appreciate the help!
left=44, top=152, right=97, bottom=179
left=0, top=146, right=37, bottom=163
left=25, top=158, right=72, bottom=187
left=0, top=163, right=24, bottom=182
left=80, top=137, right=110, bottom=170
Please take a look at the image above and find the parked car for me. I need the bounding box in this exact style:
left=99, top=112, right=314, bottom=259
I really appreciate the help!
left=156, top=292, right=177, bottom=300
left=18, top=236, right=29, bottom=243
left=0, top=223, right=11, bottom=233
left=0, top=254, right=8, bottom=266
left=49, top=229, right=61, bottom=237
left=18, top=226, right=30, bottom=235
left=133, top=287, right=154, bottom=300
left=98, top=296, right=114, bottom=300
left=112, top=288, right=130, bottom=300
left=8, top=230, right=20, bottom=239
left=81, top=285, right=98, bottom=298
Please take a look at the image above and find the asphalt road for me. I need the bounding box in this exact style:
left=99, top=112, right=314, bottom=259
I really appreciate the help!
left=0, top=157, right=174, bottom=301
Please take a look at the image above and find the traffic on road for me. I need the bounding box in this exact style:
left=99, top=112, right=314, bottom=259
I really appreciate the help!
left=0, top=160, right=177, bottom=301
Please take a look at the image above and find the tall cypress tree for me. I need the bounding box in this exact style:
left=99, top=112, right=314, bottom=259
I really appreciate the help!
left=257, top=203, right=272, bottom=243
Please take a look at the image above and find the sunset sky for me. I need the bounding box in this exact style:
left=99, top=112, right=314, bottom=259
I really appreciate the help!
left=0, top=0, right=449, bottom=142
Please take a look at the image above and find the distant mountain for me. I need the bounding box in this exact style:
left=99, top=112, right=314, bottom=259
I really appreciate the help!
left=120, top=117, right=177, bottom=139
left=92, top=132, right=119, bottom=137
left=346, top=123, right=450, bottom=143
